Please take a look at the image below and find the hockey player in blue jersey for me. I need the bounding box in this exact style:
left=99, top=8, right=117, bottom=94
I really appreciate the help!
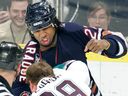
left=12, top=0, right=127, bottom=96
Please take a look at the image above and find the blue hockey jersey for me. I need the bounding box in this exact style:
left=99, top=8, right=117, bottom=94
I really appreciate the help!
left=12, top=22, right=127, bottom=96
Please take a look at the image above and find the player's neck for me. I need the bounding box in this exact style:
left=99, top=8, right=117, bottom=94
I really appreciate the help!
left=0, top=71, right=16, bottom=87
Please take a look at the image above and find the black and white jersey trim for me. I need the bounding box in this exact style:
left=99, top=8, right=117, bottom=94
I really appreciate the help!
left=0, top=82, right=13, bottom=96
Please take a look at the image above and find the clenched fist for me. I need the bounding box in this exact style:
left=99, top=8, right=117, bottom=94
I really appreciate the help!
left=84, top=39, right=110, bottom=53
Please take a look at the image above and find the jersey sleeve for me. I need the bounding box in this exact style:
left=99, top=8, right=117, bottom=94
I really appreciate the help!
left=83, top=26, right=127, bottom=58
left=12, top=40, right=39, bottom=96
left=102, top=31, right=127, bottom=58
left=0, top=82, right=14, bottom=96
left=62, top=60, right=90, bottom=85
left=60, top=22, right=127, bottom=58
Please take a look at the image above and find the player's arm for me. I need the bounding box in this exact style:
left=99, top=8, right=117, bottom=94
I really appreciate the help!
left=62, top=60, right=90, bottom=85
left=101, top=31, right=127, bottom=58
left=84, top=27, right=127, bottom=58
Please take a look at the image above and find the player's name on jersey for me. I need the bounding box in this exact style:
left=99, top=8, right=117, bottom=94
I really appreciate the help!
left=38, top=75, right=61, bottom=89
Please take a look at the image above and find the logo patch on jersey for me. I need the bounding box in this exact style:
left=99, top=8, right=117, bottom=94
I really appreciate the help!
left=35, top=53, right=40, bottom=63
left=20, top=91, right=31, bottom=96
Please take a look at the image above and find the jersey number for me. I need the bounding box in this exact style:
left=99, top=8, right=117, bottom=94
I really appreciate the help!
left=40, top=80, right=87, bottom=96
left=84, top=28, right=98, bottom=39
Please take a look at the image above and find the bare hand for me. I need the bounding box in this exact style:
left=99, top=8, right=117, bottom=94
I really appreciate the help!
left=84, top=39, right=110, bottom=53
left=0, top=11, right=10, bottom=24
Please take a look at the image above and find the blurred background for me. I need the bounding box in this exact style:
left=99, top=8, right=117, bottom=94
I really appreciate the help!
left=60, top=0, right=128, bottom=37
left=0, top=0, right=128, bottom=96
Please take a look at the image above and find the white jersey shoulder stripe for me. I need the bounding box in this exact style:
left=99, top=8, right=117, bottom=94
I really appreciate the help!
left=0, top=82, right=13, bottom=96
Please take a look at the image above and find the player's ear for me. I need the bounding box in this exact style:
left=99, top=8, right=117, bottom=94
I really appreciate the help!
left=29, top=81, right=37, bottom=93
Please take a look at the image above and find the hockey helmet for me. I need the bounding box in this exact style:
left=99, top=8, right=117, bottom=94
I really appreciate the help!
left=0, top=41, right=23, bottom=70
left=25, top=0, right=56, bottom=33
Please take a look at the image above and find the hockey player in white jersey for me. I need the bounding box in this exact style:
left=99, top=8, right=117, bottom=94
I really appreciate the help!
left=26, top=60, right=92, bottom=96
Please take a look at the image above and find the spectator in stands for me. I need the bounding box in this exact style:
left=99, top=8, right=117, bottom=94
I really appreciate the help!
left=0, top=41, right=23, bottom=95
left=87, top=1, right=128, bottom=47
left=0, top=0, right=32, bottom=44
left=87, top=1, right=111, bottom=30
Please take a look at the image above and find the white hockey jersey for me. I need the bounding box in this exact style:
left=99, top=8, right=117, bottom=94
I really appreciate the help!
left=31, top=60, right=91, bottom=96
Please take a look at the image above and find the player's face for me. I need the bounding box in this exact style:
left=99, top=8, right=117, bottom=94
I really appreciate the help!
left=88, top=8, right=110, bottom=30
left=9, top=1, right=28, bottom=27
left=33, top=25, right=56, bottom=48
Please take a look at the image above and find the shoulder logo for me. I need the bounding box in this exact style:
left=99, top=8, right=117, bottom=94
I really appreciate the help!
left=20, top=91, right=31, bottom=96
